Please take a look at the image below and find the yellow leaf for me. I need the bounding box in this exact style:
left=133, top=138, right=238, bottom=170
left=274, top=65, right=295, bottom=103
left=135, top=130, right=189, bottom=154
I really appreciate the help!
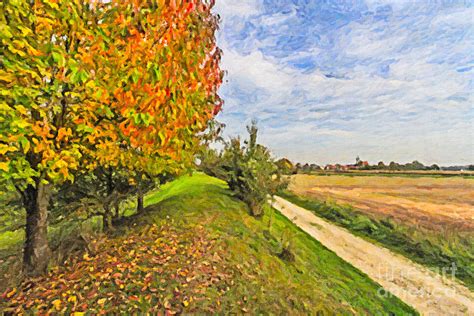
left=52, top=299, right=62, bottom=310
left=5, top=288, right=16, bottom=298
left=16, top=105, right=28, bottom=115
left=0, top=144, right=16, bottom=155
left=0, top=102, right=10, bottom=112
left=97, top=298, right=107, bottom=305
left=183, top=300, right=189, bottom=307
left=0, top=72, right=15, bottom=83
left=72, top=313, right=85, bottom=316
left=67, top=295, right=77, bottom=303
left=0, top=162, right=9, bottom=172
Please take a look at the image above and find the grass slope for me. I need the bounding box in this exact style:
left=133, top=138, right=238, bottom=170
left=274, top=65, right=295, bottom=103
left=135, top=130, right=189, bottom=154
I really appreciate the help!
left=1, top=173, right=417, bottom=314
left=280, top=191, right=474, bottom=291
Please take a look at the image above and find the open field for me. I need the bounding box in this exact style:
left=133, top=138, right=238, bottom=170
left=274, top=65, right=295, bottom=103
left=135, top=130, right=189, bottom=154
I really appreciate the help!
left=283, top=174, right=474, bottom=289
left=289, top=174, right=474, bottom=231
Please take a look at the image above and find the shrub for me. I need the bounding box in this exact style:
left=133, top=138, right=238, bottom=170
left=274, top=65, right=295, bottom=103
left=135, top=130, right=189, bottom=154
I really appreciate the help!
left=216, top=122, right=287, bottom=216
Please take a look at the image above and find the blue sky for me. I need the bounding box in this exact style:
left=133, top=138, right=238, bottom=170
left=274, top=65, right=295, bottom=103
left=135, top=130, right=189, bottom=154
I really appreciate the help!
left=213, top=0, right=473, bottom=166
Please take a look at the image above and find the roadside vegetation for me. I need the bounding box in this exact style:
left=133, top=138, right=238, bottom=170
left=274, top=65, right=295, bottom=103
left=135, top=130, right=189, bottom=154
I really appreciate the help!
left=1, top=174, right=417, bottom=314
left=279, top=191, right=474, bottom=290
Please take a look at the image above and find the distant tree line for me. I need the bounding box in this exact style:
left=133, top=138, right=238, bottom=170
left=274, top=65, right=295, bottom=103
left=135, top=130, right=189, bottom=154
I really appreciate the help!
left=367, top=160, right=441, bottom=171
left=271, top=157, right=474, bottom=174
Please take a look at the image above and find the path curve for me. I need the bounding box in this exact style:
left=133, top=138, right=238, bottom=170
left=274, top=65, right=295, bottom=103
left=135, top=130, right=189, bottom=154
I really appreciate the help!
left=272, top=196, right=474, bottom=315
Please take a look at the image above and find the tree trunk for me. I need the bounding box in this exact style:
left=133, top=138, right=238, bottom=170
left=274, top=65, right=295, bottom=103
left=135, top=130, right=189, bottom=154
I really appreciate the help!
left=102, top=211, right=113, bottom=232
left=113, top=202, right=120, bottom=220
left=137, top=188, right=144, bottom=213
left=23, top=181, right=52, bottom=276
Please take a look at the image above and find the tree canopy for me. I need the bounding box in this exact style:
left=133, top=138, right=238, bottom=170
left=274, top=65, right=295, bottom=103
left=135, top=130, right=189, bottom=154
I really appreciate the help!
left=0, top=0, right=222, bottom=275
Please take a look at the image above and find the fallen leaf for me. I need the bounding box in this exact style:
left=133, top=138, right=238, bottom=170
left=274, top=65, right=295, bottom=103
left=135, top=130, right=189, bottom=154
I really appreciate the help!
left=52, top=299, right=62, bottom=310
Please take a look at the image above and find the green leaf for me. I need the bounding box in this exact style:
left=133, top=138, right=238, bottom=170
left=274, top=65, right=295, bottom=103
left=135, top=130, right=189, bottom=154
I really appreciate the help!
left=79, top=70, right=89, bottom=83
left=153, top=66, right=162, bottom=82
left=131, top=69, right=140, bottom=83
left=52, top=51, right=66, bottom=67
left=104, top=106, right=114, bottom=118
left=0, top=25, right=13, bottom=39
left=77, top=124, right=94, bottom=133
left=158, top=131, right=165, bottom=145
left=70, top=69, right=79, bottom=84
left=19, top=138, right=30, bottom=154
left=133, top=113, right=140, bottom=124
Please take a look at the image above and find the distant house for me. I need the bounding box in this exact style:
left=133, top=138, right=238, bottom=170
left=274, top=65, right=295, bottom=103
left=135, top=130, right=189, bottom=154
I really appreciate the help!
left=325, top=159, right=370, bottom=171
left=324, top=164, right=336, bottom=171
left=324, top=164, right=348, bottom=171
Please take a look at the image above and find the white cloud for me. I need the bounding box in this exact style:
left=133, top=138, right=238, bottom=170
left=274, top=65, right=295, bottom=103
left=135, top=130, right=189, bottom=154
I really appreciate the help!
left=214, top=1, right=474, bottom=165
left=213, top=0, right=262, bottom=18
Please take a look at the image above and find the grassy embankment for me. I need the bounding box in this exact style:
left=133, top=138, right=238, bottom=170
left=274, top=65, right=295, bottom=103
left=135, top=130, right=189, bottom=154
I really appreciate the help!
left=279, top=190, right=474, bottom=290
left=1, top=173, right=417, bottom=314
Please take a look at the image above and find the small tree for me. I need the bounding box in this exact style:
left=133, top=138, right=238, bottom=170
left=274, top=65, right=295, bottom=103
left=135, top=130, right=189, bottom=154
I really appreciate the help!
left=430, top=164, right=440, bottom=171
left=221, top=122, right=286, bottom=217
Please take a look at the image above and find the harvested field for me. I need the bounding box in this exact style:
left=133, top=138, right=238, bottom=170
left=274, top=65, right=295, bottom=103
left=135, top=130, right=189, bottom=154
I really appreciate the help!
left=289, top=174, right=474, bottom=231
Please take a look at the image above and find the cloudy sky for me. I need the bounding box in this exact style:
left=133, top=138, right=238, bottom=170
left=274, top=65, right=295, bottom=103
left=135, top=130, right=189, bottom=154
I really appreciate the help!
left=212, top=0, right=473, bottom=166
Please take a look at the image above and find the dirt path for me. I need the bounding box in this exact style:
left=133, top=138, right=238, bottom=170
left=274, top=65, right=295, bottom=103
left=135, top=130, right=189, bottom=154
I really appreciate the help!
left=272, top=196, right=474, bottom=315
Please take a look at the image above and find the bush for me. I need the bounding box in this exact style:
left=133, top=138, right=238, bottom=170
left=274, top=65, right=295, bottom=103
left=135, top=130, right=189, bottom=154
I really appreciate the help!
left=201, top=122, right=287, bottom=216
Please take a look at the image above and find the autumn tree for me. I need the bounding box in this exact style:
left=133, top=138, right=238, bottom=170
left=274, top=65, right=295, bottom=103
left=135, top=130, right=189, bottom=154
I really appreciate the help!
left=1, top=0, right=98, bottom=276
left=81, top=0, right=223, bottom=226
left=0, top=0, right=222, bottom=275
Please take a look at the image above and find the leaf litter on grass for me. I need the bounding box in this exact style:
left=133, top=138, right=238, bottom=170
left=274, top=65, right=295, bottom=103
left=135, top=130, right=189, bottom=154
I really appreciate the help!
left=1, top=223, right=234, bottom=314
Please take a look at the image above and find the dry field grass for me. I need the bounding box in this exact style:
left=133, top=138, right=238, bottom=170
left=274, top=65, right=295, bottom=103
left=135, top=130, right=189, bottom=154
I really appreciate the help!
left=289, top=174, right=474, bottom=231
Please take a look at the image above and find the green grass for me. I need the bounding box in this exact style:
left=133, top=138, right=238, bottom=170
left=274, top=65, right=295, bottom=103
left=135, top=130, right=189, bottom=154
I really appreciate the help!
left=279, top=191, right=474, bottom=291
left=0, top=173, right=418, bottom=314
left=120, top=173, right=417, bottom=314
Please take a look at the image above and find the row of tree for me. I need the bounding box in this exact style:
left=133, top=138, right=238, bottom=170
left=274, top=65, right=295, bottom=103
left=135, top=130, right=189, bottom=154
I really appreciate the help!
left=280, top=159, right=447, bottom=173
left=0, top=0, right=222, bottom=276
left=365, top=161, right=441, bottom=171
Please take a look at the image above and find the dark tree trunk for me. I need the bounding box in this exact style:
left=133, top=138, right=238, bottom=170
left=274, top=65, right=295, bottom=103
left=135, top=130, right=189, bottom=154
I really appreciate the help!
left=23, top=181, right=52, bottom=276
left=102, top=210, right=113, bottom=232
left=113, top=202, right=120, bottom=220
left=137, top=188, right=144, bottom=213
left=103, top=167, right=116, bottom=230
